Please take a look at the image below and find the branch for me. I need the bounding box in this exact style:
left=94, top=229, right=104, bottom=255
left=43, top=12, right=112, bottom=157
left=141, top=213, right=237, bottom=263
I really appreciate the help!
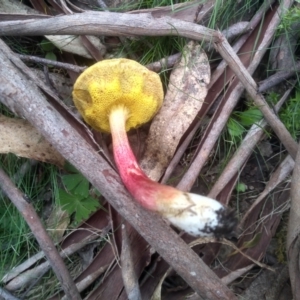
left=0, top=11, right=218, bottom=41
left=18, top=54, right=86, bottom=73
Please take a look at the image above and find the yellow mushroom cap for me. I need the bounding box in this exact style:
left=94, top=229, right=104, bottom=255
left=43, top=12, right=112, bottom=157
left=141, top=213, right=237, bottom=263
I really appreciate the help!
left=72, top=58, right=164, bottom=133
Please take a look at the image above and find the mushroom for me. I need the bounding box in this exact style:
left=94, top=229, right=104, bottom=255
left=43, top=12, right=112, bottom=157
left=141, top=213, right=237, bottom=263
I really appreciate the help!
left=73, top=58, right=236, bottom=237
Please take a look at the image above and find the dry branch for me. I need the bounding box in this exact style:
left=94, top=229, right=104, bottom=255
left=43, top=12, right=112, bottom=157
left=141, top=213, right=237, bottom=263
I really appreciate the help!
left=0, top=11, right=218, bottom=41
left=0, top=39, right=236, bottom=300
left=121, top=224, right=142, bottom=300
left=18, top=54, right=86, bottom=73
left=258, top=60, right=300, bottom=92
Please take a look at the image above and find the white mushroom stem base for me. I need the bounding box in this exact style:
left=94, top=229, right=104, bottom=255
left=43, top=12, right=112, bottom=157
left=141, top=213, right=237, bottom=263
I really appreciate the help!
left=109, top=105, right=236, bottom=237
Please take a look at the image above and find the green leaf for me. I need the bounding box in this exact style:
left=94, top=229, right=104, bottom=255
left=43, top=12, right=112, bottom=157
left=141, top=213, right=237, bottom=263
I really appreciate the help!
left=227, top=118, right=245, bottom=137
left=58, top=163, right=102, bottom=223
left=58, top=189, right=100, bottom=223
left=62, top=174, right=89, bottom=198
left=45, top=52, right=57, bottom=61
left=236, top=108, right=263, bottom=126
left=236, top=182, right=247, bottom=192
left=279, top=91, right=300, bottom=139
left=64, top=161, right=79, bottom=173
left=40, top=39, right=55, bottom=52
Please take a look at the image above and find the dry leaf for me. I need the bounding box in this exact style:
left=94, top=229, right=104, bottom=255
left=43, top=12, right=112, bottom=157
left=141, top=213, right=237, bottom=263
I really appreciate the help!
left=0, top=115, right=64, bottom=167
left=141, top=41, right=210, bottom=180
left=45, top=35, right=106, bottom=59
left=0, top=0, right=106, bottom=60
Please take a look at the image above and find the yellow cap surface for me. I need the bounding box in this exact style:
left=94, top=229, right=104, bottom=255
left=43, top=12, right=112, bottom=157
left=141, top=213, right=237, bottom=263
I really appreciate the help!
left=73, top=58, right=164, bottom=133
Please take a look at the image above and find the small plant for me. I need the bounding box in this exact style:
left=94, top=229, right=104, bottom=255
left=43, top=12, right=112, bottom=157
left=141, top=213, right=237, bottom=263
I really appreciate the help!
left=39, top=39, right=57, bottom=65
left=236, top=182, right=247, bottom=193
left=277, top=6, right=300, bottom=34
left=279, top=90, right=300, bottom=139
left=226, top=106, right=263, bottom=142
left=57, top=163, right=102, bottom=225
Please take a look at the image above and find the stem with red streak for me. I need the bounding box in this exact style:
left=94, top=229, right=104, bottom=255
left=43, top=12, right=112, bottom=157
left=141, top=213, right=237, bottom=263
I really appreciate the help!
left=109, top=105, right=178, bottom=212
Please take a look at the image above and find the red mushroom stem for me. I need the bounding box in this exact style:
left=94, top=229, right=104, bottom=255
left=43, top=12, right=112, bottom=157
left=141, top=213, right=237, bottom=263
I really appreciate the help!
left=109, top=105, right=178, bottom=212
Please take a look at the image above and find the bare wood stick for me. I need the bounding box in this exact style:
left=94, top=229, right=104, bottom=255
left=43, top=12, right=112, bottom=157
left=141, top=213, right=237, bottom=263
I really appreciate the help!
left=0, top=11, right=218, bottom=42
left=121, top=224, right=142, bottom=300
left=146, top=53, right=181, bottom=72
left=258, top=60, right=300, bottom=92
left=0, top=39, right=236, bottom=300
left=0, top=168, right=81, bottom=300
left=18, top=54, right=86, bottom=73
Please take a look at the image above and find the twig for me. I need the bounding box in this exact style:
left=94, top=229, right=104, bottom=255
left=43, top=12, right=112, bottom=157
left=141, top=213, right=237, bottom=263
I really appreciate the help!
left=146, top=53, right=181, bottom=72
left=0, top=168, right=81, bottom=300
left=240, top=154, right=294, bottom=225
left=18, top=54, right=86, bottom=73
left=2, top=249, right=46, bottom=284
left=121, top=223, right=142, bottom=300
left=189, top=237, right=274, bottom=271
left=162, top=1, right=273, bottom=186
left=61, top=265, right=110, bottom=300
left=221, top=265, right=255, bottom=285
left=0, top=11, right=219, bottom=41
left=258, top=60, right=300, bottom=92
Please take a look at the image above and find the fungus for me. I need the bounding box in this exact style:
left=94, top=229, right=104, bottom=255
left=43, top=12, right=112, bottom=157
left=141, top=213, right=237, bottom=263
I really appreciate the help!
left=73, top=58, right=236, bottom=237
